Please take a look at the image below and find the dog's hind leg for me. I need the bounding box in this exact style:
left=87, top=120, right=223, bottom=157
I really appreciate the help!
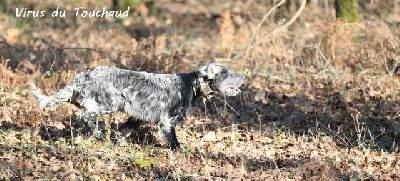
left=80, top=110, right=106, bottom=140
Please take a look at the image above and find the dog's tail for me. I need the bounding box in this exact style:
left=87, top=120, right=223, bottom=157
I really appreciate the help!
left=29, top=83, right=74, bottom=110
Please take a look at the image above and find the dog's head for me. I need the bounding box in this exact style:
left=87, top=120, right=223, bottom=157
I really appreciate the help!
left=196, top=63, right=245, bottom=96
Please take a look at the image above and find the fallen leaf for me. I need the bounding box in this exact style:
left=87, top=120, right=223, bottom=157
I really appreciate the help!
left=201, top=131, right=216, bottom=142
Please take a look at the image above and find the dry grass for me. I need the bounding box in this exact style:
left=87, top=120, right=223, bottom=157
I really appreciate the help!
left=1, top=0, right=400, bottom=180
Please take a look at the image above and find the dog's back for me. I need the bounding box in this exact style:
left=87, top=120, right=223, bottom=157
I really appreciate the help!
left=32, top=66, right=193, bottom=123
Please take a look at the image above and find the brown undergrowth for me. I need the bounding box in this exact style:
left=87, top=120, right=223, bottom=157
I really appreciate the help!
left=1, top=0, right=400, bottom=180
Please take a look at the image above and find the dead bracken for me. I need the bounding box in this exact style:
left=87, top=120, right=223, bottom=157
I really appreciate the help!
left=0, top=0, right=399, bottom=180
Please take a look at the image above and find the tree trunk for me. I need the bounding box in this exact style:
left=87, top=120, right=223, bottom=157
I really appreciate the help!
left=112, top=0, right=139, bottom=11
left=335, top=0, right=360, bottom=23
left=0, top=1, right=6, bottom=14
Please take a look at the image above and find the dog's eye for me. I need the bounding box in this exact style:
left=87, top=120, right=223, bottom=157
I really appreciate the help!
left=220, top=69, right=228, bottom=75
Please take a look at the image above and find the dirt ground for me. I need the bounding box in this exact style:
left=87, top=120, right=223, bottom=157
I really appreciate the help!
left=0, top=0, right=399, bottom=180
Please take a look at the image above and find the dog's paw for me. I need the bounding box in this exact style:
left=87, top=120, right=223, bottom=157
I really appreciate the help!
left=93, top=131, right=106, bottom=141
left=168, top=142, right=181, bottom=151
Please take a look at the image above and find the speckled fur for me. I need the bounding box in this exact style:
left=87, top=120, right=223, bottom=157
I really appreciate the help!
left=32, top=63, right=245, bottom=150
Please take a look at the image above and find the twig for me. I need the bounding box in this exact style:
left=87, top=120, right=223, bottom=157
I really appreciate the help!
left=243, top=0, right=287, bottom=57
left=253, top=0, right=307, bottom=52
left=70, top=115, right=74, bottom=147
left=254, top=107, right=262, bottom=133
left=46, top=46, right=57, bottom=73
left=212, top=96, right=243, bottom=121
left=41, top=118, right=54, bottom=145
left=237, top=0, right=307, bottom=59
left=33, top=19, right=57, bottom=73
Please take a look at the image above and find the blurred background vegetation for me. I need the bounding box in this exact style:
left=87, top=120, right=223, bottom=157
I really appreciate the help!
left=0, top=0, right=399, bottom=180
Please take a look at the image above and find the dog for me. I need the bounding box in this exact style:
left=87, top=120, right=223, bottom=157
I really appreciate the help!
left=31, top=63, right=245, bottom=150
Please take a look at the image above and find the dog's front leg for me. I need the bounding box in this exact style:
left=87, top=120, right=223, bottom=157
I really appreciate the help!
left=80, top=111, right=106, bottom=140
left=111, top=117, right=142, bottom=146
left=158, top=117, right=181, bottom=150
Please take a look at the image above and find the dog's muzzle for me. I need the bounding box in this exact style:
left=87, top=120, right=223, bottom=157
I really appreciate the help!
left=220, top=74, right=245, bottom=97
left=224, top=87, right=241, bottom=96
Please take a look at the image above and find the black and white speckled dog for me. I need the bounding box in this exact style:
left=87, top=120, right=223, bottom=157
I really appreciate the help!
left=31, top=63, right=245, bottom=150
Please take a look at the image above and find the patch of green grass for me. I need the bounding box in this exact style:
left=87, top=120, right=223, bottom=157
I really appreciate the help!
left=14, top=17, right=34, bottom=34
left=116, top=0, right=139, bottom=11
left=185, top=128, right=196, bottom=136
left=221, top=110, right=228, bottom=118
left=21, top=143, right=36, bottom=158
left=123, top=157, right=133, bottom=165
left=81, top=170, right=94, bottom=181
left=223, top=139, right=231, bottom=146
left=0, top=2, right=5, bottom=14
left=0, top=135, right=5, bottom=143
left=134, top=158, right=159, bottom=168
left=182, top=145, right=193, bottom=158
left=352, top=157, right=359, bottom=165
left=0, top=128, right=13, bottom=142
left=101, top=172, right=111, bottom=180
left=0, top=97, right=14, bottom=106
left=353, top=35, right=366, bottom=44
left=325, top=75, right=335, bottom=91
left=265, top=67, right=272, bottom=79
left=212, top=119, right=221, bottom=127
left=21, top=129, right=31, bottom=141
left=248, top=161, right=259, bottom=171
left=55, top=139, right=68, bottom=148
left=180, top=172, right=192, bottom=179
left=19, top=89, right=29, bottom=97
left=279, top=132, right=286, bottom=139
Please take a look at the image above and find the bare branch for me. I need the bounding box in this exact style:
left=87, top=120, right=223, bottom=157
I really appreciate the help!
left=244, top=0, right=287, bottom=56
left=237, top=0, right=307, bottom=59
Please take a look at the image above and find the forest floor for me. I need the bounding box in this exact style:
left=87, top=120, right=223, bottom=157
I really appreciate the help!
left=0, top=0, right=399, bottom=180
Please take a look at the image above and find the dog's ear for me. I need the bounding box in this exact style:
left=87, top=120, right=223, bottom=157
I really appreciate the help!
left=197, top=63, right=219, bottom=79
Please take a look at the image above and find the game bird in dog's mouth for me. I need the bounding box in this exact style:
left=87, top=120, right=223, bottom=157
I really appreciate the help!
left=31, top=63, right=245, bottom=150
